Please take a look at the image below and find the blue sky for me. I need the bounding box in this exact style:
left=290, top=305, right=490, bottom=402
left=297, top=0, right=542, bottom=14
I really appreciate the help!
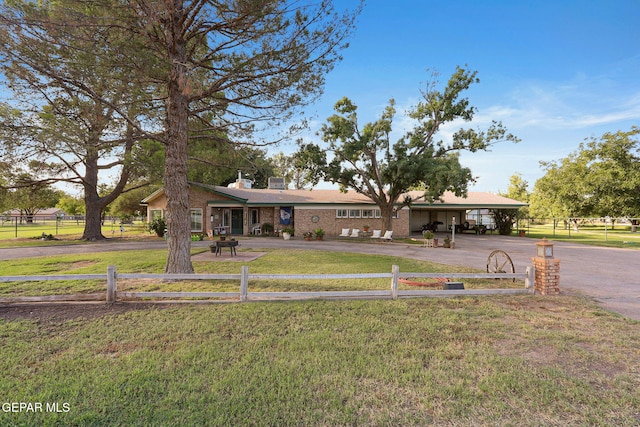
left=282, top=0, right=640, bottom=193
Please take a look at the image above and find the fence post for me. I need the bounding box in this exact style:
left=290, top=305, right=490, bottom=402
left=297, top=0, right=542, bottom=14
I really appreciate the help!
left=525, top=265, right=534, bottom=292
left=391, top=265, right=399, bottom=299
left=107, top=265, right=117, bottom=303
left=240, top=265, right=249, bottom=302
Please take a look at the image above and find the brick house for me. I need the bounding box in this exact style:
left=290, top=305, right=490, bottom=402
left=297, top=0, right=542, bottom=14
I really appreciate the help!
left=141, top=181, right=526, bottom=237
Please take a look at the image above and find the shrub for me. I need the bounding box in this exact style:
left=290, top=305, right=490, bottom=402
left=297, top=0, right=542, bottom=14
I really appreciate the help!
left=148, top=217, right=167, bottom=238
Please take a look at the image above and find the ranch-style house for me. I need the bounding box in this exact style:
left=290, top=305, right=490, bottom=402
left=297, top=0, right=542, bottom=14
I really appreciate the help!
left=141, top=180, right=526, bottom=238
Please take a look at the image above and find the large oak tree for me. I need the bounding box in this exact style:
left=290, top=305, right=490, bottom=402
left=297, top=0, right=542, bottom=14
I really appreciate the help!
left=530, top=127, right=640, bottom=223
left=299, top=67, right=519, bottom=232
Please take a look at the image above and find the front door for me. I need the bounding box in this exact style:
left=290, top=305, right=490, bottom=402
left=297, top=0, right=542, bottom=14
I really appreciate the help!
left=231, top=209, right=243, bottom=235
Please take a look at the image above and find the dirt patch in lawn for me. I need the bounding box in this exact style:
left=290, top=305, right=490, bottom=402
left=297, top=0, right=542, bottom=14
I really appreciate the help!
left=70, top=260, right=98, bottom=268
left=0, top=302, right=166, bottom=322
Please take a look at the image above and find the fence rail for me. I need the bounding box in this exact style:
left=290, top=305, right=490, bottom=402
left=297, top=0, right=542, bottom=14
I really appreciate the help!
left=0, top=265, right=534, bottom=304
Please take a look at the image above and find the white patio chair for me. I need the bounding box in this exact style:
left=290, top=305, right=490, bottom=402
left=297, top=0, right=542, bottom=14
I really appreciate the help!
left=251, top=224, right=262, bottom=235
left=370, top=229, right=382, bottom=239
left=350, top=228, right=361, bottom=238
left=381, top=230, right=393, bottom=242
left=338, top=228, right=351, bottom=237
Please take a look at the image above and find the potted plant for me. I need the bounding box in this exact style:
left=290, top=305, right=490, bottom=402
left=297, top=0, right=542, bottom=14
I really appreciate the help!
left=282, top=226, right=294, bottom=240
left=314, top=227, right=325, bottom=240
left=363, top=225, right=370, bottom=232
left=422, top=230, right=435, bottom=247
left=303, top=231, right=314, bottom=241
left=443, top=236, right=451, bottom=248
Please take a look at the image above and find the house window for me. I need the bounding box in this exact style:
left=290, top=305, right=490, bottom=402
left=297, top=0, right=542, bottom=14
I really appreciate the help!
left=190, top=209, right=203, bottom=232
left=150, top=209, right=163, bottom=220
left=349, top=209, right=361, bottom=218
left=250, top=209, right=259, bottom=225
left=374, top=209, right=381, bottom=218
left=336, top=209, right=348, bottom=218
left=362, top=209, right=374, bottom=218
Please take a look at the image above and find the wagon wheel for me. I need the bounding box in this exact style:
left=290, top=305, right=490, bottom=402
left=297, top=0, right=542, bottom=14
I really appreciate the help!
left=486, top=250, right=515, bottom=281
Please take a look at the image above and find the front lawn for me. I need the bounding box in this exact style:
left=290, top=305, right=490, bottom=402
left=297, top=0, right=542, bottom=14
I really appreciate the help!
left=1, top=296, right=638, bottom=426
left=1, top=248, right=638, bottom=426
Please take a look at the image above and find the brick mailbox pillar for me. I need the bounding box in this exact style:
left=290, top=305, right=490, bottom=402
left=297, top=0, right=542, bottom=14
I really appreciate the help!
left=532, top=238, right=560, bottom=295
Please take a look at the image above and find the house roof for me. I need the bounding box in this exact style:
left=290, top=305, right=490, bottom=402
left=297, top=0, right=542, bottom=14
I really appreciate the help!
left=140, top=188, right=164, bottom=204
left=403, top=191, right=528, bottom=209
left=199, top=183, right=527, bottom=209
left=142, top=182, right=527, bottom=209
left=3, top=208, right=65, bottom=216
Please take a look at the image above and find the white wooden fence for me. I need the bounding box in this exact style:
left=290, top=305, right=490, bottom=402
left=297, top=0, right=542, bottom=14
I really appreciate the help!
left=0, top=265, right=534, bottom=304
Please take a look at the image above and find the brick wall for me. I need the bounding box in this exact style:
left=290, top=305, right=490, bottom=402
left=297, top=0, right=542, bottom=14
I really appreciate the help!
left=146, top=187, right=411, bottom=237
left=293, top=207, right=411, bottom=237
left=531, top=257, right=560, bottom=295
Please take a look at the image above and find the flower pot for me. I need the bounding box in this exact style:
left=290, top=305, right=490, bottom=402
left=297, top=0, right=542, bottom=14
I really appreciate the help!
left=433, top=238, right=439, bottom=247
left=282, top=232, right=291, bottom=240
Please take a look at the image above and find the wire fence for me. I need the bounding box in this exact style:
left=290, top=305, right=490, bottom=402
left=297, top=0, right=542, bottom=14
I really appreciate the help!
left=515, top=217, right=640, bottom=244
left=0, top=217, right=147, bottom=239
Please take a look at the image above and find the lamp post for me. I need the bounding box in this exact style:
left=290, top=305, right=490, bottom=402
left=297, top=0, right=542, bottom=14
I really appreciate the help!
left=535, top=237, right=554, bottom=258
left=532, top=237, right=560, bottom=295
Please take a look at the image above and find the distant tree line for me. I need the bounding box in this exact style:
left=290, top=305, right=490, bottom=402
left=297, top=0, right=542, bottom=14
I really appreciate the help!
left=498, top=127, right=640, bottom=232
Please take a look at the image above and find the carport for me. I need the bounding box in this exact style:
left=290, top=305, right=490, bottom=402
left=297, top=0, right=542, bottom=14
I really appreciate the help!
left=406, top=191, right=528, bottom=234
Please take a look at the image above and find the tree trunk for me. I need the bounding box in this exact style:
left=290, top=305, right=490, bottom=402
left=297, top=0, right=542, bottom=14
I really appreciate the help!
left=81, top=121, right=135, bottom=241
left=380, top=203, right=395, bottom=233
left=83, top=192, right=105, bottom=240
left=24, top=211, right=34, bottom=223
left=81, top=150, right=105, bottom=240
left=163, top=0, right=194, bottom=274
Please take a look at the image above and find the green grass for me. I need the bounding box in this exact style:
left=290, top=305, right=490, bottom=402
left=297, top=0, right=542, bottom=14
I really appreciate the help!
left=519, top=223, right=640, bottom=249
left=0, top=249, right=519, bottom=296
left=0, top=221, right=150, bottom=247
left=1, top=248, right=638, bottom=425
left=1, top=297, right=639, bottom=426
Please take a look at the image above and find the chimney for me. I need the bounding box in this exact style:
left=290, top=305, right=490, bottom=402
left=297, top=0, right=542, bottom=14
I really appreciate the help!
left=236, top=171, right=244, bottom=189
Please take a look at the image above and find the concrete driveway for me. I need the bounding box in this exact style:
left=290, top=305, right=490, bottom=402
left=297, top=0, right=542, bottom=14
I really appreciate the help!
left=0, top=234, right=638, bottom=321
left=231, top=234, right=640, bottom=320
